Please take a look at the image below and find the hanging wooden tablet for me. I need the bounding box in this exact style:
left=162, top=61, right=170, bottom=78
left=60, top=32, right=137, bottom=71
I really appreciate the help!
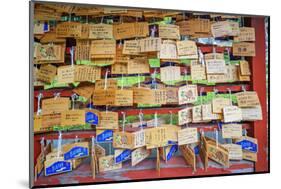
left=97, top=111, right=119, bottom=130
left=89, top=24, right=113, bottom=39
left=202, top=104, right=222, bottom=121
left=90, top=39, right=116, bottom=58
left=114, top=89, right=134, bottom=106
left=159, top=40, right=178, bottom=59
left=44, top=157, right=72, bottom=176
left=223, top=106, right=243, bottom=123
left=192, top=105, right=202, bottom=122
left=199, top=134, right=208, bottom=170
left=92, top=89, right=115, bottom=106
left=162, top=125, right=181, bottom=144
left=113, top=131, right=134, bottom=149
left=239, top=60, right=251, bottom=76
left=98, top=155, right=122, bottom=172
left=75, top=39, right=91, bottom=61
left=36, top=64, right=57, bottom=83
left=178, top=85, right=198, bottom=105
left=35, top=44, right=62, bottom=62
left=111, top=62, right=128, bottom=74
left=158, top=24, right=180, bottom=40
left=234, top=27, right=255, bottom=42
left=207, top=74, right=227, bottom=83
left=166, top=87, right=179, bottom=104
left=160, top=66, right=181, bottom=82
left=225, top=64, right=239, bottom=82
left=205, top=137, right=229, bottom=167
left=222, top=144, right=243, bottom=160
left=211, top=21, right=240, bottom=37
left=242, top=150, right=257, bottom=162
left=74, top=65, right=101, bottom=82
left=212, top=98, right=232, bottom=113
left=95, top=79, right=118, bottom=90
left=204, top=53, right=224, bottom=60
left=241, top=106, right=263, bottom=121
left=113, top=22, right=149, bottom=40
left=222, top=124, right=243, bottom=139
left=56, top=22, right=82, bottom=38
left=178, top=128, right=198, bottom=145
left=139, top=37, right=161, bottom=52
left=127, top=58, right=150, bottom=74
left=178, top=107, right=192, bottom=125
left=233, top=42, right=256, bottom=57
left=133, top=88, right=167, bottom=105
left=145, top=127, right=168, bottom=149
left=235, top=91, right=260, bottom=107
left=62, top=142, right=89, bottom=160
left=34, top=115, right=42, bottom=132
left=41, top=113, right=61, bottom=129
left=191, top=64, right=207, bottom=80
left=122, top=40, right=141, bottom=55
left=114, top=149, right=131, bottom=164
left=42, top=97, right=70, bottom=115
left=61, top=110, right=86, bottom=126
left=85, top=109, right=100, bottom=125
left=180, top=145, right=196, bottom=172
left=57, top=65, right=75, bottom=84
left=177, top=40, right=198, bottom=59
left=206, top=59, right=227, bottom=74
left=235, top=136, right=258, bottom=153
left=131, top=147, right=151, bottom=166
left=73, top=84, right=95, bottom=99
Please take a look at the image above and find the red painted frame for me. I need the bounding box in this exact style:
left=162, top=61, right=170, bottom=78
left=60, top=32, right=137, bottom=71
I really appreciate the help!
left=251, top=17, right=269, bottom=172
left=32, top=16, right=269, bottom=185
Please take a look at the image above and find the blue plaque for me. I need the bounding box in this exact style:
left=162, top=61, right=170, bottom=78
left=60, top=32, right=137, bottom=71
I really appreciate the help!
left=193, top=145, right=200, bottom=155
left=45, top=161, right=72, bottom=176
left=166, top=145, right=178, bottom=161
left=64, top=146, right=89, bottom=160
left=115, top=149, right=131, bottom=164
left=85, top=111, right=99, bottom=125
left=236, top=139, right=258, bottom=153
left=96, top=130, right=113, bottom=142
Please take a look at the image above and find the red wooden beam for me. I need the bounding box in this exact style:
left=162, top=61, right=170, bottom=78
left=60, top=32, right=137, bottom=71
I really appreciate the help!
left=251, top=17, right=269, bottom=172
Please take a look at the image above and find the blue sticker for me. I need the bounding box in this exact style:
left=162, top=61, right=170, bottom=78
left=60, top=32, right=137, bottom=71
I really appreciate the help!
left=235, top=140, right=258, bottom=153
left=194, top=145, right=200, bottom=155
left=96, top=130, right=113, bottom=142
left=168, top=140, right=178, bottom=145
left=45, top=161, right=71, bottom=176
left=115, top=149, right=131, bottom=164
left=166, top=145, right=178, bottom=161
left=85, top=111, right=99, bottom=125
left=43, top=22, right=49, bottom=32
left=64, top=146, right=89, bottom=160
